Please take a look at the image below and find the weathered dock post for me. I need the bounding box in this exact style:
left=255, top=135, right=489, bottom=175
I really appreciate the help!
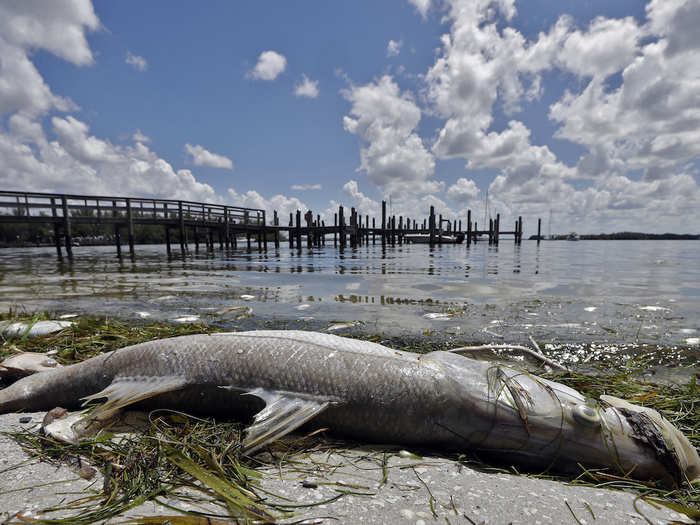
left=467, top=210, right=472, bottom=246
left=243, top=210, right=251, bottom=250
left=381, top=201, right=387, bottom=245
left=495, top=213, right=500, bottom=245
left=514, top=220, right=518, bottom=244
left=537, top=217, right=542, bottom=245
left=488, top=218, right=493, bottom=245
left=365, top=214, right=370, bottom=244
left=194, top=226, right=200, bottom=253
left=165, top=227, right=172, bottom=256
left=178, top=201, right=186, bottom=254
left=350, top=207, right=357, bottom=248
left=289, top=213, right=294, bottom=249
left=316, top=213, right=321, bottom=247
left=224, top=208, right=230, bottom=250
left=518, top=216, right=523, bottom=245
left=390, top=216, right=396, bottom=245
left=261, top=210, right=267, bottom=252
left=305, top=210, right=313, bottom=249
left=338, top=206, right=346, bottom=248
left=372, top=218, right=376, bottom=244
left=438, top=214, right=443, bottom=243
left=126, top=198, right=135, bottom=257
left=429, top=206, right=436, bottom=245
left=295, top=210, right=302, bottom=251
left=273, top=211, right=280, bottom=248
left=398, top=216, right=403, bottom=245
left=333, top=213, right=337, bottom=247
left=61, top=196, right=73, bottom=258
left=474, top=221, right=478, bottom=243
left=50, top=197, right=61, bottom=257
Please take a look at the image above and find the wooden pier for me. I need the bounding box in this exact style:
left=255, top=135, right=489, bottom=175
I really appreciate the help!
left=0, top=190, right=538, bottom=258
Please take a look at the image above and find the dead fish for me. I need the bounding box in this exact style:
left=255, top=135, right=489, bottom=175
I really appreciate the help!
left=0, top=320, right=73, bottom=338
left=0, top=330, right=697, bottom=486
left=0, top=351, right=62, bottom=380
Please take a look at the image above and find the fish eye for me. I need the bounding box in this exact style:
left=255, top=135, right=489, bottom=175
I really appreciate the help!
left=572, top=404, right=601, bottom=427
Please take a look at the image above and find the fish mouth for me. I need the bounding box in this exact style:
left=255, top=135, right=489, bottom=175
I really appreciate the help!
left=601, top=395, right=700, bottom=485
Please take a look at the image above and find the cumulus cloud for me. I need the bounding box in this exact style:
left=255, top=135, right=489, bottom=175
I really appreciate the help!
left=291, top=184, right=322, bottom=191
left=227, top=188, right=308, bottom=223
left=248, top=50, right=287, bottom=81
left=294, top=74, right=319, bottom=98
left=184, top=143, right=234, bottom=169
left=132, top=130, right=150, bottom=143
left=387, top=39, right=403, bottom=57
left=415, top=0, right=700, bottom=232
left=125, top=51, right=148, bottom=71
left=342, top=75, right=437, bottom=197
left=446, top=177, right=479, bottom=201
left=0, top=0, right=99, bottom=66
left=407, top=0, right=431, bottom=18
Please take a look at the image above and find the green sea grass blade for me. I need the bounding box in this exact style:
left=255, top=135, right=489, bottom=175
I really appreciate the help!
left=163, top=446, right=273, bottom=522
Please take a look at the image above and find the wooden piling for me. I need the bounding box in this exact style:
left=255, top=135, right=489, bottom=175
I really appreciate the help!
left=537, top=217, right=542, bottom=245
left=495, top=213, right=500, bottom=245
left=467, top=210, right=472, bottom=246
left=61, top=196, right=73, bottom=258
left=50, top=197, right=61, bottom=257
left=338, top=206, right=346, bottom=247
left=295, top=210, right=302, bottom=250
left=289, top=213, right=294, bottom=248
left=274, top=211, right=280, bottom=248
left=518, top=216, right=523, bottom=244
left=125, top=198, right=135, bottom=257
left=178, top=201, right=186, bottom=254
left=165, top=227, right=171, bottom=256
left=429, top=206, right=435, bottom=245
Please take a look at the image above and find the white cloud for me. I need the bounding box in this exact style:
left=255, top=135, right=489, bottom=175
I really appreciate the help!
left=248, top=50, right=287, bottom=81
left=125, top=51, right=148, bottom=72
left=132, top=130, right=150, bottom=143
left=184, top=143, right=234, bottom=169
left=294, top=74, right=319, bottom=98
left=291, top=184, right=322, bottom=191
left=0, top=0, right=99, bottom=66
left=387, top=39, right=403, bottom=57
left=227, top=188, right=308, bottom=223
left=342, top=75, right=437, bottom=197
left=446, top=177, right=479, bottom=201
left=1, top=115, right=219, bottom=200
left=407, top=0, right=431, bottom=18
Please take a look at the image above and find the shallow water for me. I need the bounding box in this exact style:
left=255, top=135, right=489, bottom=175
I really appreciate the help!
left=0, top=240, right=698, bottom=366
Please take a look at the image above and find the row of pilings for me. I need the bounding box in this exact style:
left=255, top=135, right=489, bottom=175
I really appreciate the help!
left=0, top=191, right=542, bottom=259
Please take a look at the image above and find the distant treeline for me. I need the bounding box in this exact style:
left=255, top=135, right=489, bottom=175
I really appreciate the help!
left=528, top=232, right=700, bottom=240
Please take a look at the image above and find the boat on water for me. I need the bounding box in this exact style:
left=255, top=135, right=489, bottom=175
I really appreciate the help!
left=567, top=232, right=580, bottom=241
left=404, top=232, right=465, bottom=244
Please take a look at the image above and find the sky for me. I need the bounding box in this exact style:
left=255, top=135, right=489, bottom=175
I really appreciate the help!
left=1, top=0, right=699, bottom=235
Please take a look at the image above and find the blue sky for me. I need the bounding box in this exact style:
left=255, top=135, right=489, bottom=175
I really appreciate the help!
left=1, top=0, right=699, bottom=234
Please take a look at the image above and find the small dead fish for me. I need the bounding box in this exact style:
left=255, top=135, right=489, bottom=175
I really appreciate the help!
left=0, top=351, right=62, bottom=380
left=0, top=320, right=73, bottom=338
left=0, top=331, right=697, bottom=486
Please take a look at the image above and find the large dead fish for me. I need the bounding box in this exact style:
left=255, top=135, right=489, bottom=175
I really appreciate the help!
left=0, top=330, right=697, bottom=486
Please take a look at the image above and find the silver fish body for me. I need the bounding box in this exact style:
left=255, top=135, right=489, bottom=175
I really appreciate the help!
left=0, top=330, right=697, bottom=485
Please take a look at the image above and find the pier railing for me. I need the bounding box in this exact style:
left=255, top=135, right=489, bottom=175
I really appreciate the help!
left=0, top=191, right=264, bottom=225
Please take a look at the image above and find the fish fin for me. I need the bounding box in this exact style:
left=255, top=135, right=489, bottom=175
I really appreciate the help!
left=242, top=388, right=332, bottom=455
left=81, top=375, right=188, bottom=418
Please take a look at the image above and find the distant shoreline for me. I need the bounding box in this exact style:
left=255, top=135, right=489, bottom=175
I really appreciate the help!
left=529, top=232, right=700, bottom=241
